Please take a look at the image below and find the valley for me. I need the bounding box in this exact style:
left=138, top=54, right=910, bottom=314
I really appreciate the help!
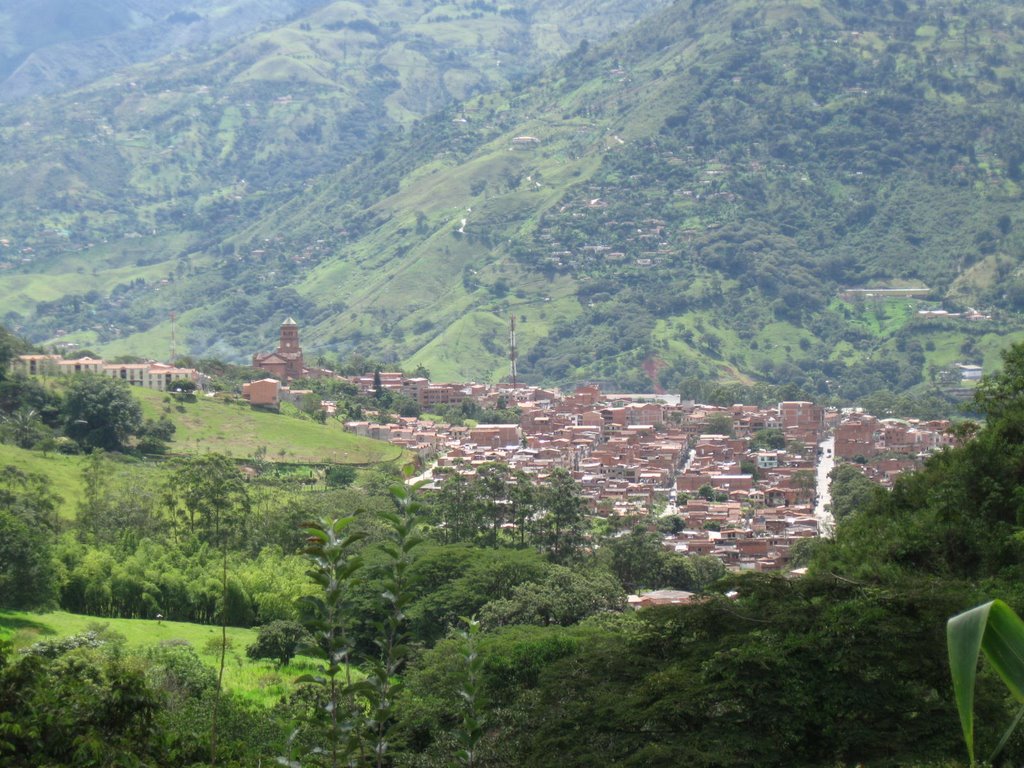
left=6, top=3, right=1024, bottom=765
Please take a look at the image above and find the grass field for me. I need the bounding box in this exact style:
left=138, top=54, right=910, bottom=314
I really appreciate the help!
left=0, top=443, right=91, bottom=518
left=133, top=388, right=408, bottom=465
left=0, top=610, right=326, bottom=706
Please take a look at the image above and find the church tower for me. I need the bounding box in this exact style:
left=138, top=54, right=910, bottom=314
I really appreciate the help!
left=252, top=316, right=304, bottom=382
left=278, top=317, right=300, bottom=353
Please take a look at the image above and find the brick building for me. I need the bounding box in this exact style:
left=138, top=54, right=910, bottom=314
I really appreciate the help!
left=253, top=317, right=305, bottom=382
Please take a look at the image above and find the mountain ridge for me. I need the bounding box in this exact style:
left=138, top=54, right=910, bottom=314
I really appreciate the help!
left=4, top=0, right=1024, bottom=402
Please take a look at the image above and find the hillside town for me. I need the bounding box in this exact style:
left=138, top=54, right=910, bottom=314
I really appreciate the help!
left=338, top=371, right=955, bottom=576
left=11, top=318, right=959, bottom=583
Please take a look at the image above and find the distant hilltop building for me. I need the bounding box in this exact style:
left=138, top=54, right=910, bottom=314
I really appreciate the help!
left=252, top=317, right=304, bottom=382
left=839, top=286, right=930, bottom=300
left=11, top=355, right=198, bottom=392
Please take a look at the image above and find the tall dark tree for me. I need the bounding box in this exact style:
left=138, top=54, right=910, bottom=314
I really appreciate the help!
left=434, top=467, right=479, bottom=544
left=0, top=510, right=57, bottom=609
left=475, top=462, right=511, bottom=548
left=508, top=469, right=537, bottom=547
left=163, top=453, right=251, bottom=764
left=63, top=375, right=143, bottom=452
left=164, top=454, right=250, bottom=545
left=827, top=464, right=881, bottom=522
left=0, top=325, right=30, bottom=383
left=0, top=467, right=61, bottom=609
left=535, top=468, right=588, bottom=564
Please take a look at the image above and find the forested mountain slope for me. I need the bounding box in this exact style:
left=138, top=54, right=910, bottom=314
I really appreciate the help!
left=0, top=0, right=330, bottom=101
left=0, top=0, right=667, bottom=363
left=4, top=0, right=1024, bottom=399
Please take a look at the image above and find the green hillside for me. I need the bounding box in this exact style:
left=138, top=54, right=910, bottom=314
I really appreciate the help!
left=0, top=609, right=351, bottom=707
left=4, top=0, right=1024, bottom=404
left=0, top=0, right=667, bottom=360
left=133, top=388, right=406, bottom=465
left=261, top=0, right=1024, bottom=399
left=0, top=443, right=92, bottom=518
left=1, top=1, right=340, bottom=98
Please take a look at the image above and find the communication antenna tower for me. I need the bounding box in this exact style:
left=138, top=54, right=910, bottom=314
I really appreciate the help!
left=509, top=314, right=518, bottom=390
left=169, top=311, right=177, bottom=363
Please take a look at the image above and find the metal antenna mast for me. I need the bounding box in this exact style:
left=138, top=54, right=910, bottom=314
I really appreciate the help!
left=509, top=314, right=518, bottom=390
left=169, top=311, right=177, bottom=362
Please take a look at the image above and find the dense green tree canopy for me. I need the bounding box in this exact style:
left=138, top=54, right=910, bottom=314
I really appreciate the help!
left=63, top=375, right=143, bottom=452
left=0, top=467, right=61, bottom=610
left=246, top=620, right=308, bottom=669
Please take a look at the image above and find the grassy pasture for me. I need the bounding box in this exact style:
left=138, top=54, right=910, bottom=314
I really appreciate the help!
left=133, top=388, right=407, bottom=465
left=0, top=443, right=90, bottom=519
left=0, top=610, right=328, bottom=706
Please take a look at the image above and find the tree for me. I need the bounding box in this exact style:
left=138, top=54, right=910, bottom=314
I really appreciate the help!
left=750, top=428, right=786, bottom=450
left=792, top=469, right=817, bottom=505
left=535, top=469, right=588, bottom=564
left=163, top=453, right=250, bottom=764
left=247, top=620, right=308, bottom=668
left=0, top=407, right=46, bottom=448
left=827, top=464, right=879, bottom=521
left=973, top=342, right=1024, bottom=422
left=0, top=466, right=61, bottom=609
left=171, top=379, right=197, bottom=394
left=364, top=481, right=425, bottom=766
left=606, top=528, right=666, bottom=592
left=297, top=515, right=368, bottom=766
left=0, top=325, right=29, bottom=382
left=77, top=452, right=166, bottom=545
left=325, top=464, right=357, bottom=488
left=63, top=375, right=143, bottom=452
left=474, top=462, right=512, bottom=548
left=434, top=468, right=480, bottom=544
left=0, top=637, right=162, bottom=765
left=478, top=566, right=623, bottom=627
left=301, top=391, right=325, bottom=420
left=164, top=454, right=250, bottom=545
left=507, top=470, right=537, bottom=547
left=704, top=413, right=734, bottom=437
left=0, top=373, right=62, bottom=423
left=0, top=509, right=57, bottom=609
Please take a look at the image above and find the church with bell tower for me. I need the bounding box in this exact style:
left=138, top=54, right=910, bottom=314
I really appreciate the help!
left=252, top=317, right=305, bottom=382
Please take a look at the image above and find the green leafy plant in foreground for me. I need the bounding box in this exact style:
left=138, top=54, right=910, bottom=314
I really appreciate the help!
left=363, top=479, right=425, bottom=767
left=948, top=599, right=1024, bottom=766
left=293, top=473, right=423, bottom=767
left=455, top=616, right=484, bottom=768
left=295, top=514, right=367, bottom=767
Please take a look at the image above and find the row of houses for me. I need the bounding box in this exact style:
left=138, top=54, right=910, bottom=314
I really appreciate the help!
left=834, top=412, right=954, bottom=461
left=352, top=371, right=558, bottom=409
left=11, top=354, right=199, bottom=392
left=669, top=428, right=822, bottom=572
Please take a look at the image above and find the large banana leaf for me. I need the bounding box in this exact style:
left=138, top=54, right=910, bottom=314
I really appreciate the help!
left=948, top=599, right=1024, bottom=765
